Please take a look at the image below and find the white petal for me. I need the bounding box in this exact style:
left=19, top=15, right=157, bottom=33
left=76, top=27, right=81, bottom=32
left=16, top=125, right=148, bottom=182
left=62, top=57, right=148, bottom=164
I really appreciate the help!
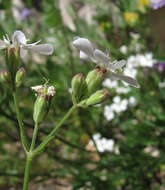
left=12, top=30, right=27, bottom=45
left=24, top=44, right=54, bottom=55
left=93, top=49, right=110, bottom=65
left=109, top=72, right=139, bottom=88
left=111, top=60, right=126, bottom=71
left=80, top=51, right=92, bottom=62
left=20, top=48, right=28, bottom=58
left=73, top=37, right=94, bottom=57
left=0, top=40, right=6, bottom=49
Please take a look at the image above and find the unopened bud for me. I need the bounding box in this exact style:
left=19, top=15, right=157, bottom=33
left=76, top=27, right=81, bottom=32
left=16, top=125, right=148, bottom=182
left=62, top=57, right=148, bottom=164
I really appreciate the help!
left=5, top=47, right=20, bottom=82
left=33, top=96, right=49, bottom=124
left=15, top=67, right=26, bottom=88
left=0, top=69, right=11, bottom=88
left=85, top=67, right=107, bottom=96
left=85, top=89, right=110, bottom=106
left=71, top=73, right=87, bottom=104
left=0, top=69, right=10, bottom=82
left=32, top=85, right=55, bottom=124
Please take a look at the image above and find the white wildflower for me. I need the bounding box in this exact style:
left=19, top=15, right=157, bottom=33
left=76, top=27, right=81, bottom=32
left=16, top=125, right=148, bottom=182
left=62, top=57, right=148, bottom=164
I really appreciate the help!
left=103, top=78, right=118, bottom=88
left=31, top=85, right=55, bottom=97
left=47, top=86, right=55, bottom=97
left=120, top=45, right=127, bottom=54
left=104, top=105, right=114, bottom=121
left=93, top=133, right=115, bottom=153
left=116, top=87, right=130, bottom=94
left=0, top=30, right=54, bottom=58
left=129, top=96, right=137, bottom=107
left=73, top=37, right=139, bottom=88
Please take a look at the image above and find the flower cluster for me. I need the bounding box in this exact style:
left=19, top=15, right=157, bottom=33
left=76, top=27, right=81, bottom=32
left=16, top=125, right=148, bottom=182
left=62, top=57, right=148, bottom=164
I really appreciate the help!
left=88, top=133, right=116, bottom=153
left=104, top=96, right=137, bottom=121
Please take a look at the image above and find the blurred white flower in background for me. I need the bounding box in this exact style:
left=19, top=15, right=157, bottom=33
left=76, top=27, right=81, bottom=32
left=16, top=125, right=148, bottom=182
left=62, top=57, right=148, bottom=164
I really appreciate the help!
left=92, top=133, right=115, bottom=153
left=129, top=96, right=137, bottom=107
left=104, top=95, right=137, bottom=121
left=104, top=106, right=114, bottom=121
left=127, top=53, right=155, bottom=68
left=120, top=45, right=128, bottom=54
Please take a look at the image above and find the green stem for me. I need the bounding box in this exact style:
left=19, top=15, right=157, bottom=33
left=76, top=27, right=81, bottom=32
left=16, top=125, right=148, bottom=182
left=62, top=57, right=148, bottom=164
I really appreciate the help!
left=13, top=91, right=29, bottom=152
left=34, top=104, right=77, bottom=155
left=23, top=119, right=39, bottom=190
left=23, top=154, right=32, bottom=190
left=30, top=122, right=39, bottom=151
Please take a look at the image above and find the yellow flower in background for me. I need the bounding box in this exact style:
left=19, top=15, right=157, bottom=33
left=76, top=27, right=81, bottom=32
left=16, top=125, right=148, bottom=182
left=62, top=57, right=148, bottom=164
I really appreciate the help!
left=124, top=12, right=139, bottom=25
left=138, top=0, right=149, bottom=13
left=99, top=22, right=111, bottom=31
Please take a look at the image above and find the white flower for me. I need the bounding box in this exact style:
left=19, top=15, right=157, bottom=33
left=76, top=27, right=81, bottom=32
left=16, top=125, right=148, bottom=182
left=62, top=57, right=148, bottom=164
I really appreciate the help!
left=116, top=87, right=130, bottom=94
left=126, top=53, right=155, bottom=68
left=113, top=96, right=121, bottom=104
left=47, top=86, right=56, bottom=96
left=103, top=78, right=118, bottom=88
left=129, top=96, right=137, bottom=107
left=73, top=37, right=139, bottom=88
left=104, top=105, right=114, bottom=121
left=31, top=85, right=44, bottom=94
left=31, top=85, right=55, bottom=97
left=111, top=96, right=128, bottom=113
left=120, top=45, right=127, bottom=54
left=0, top=30, right=54, bottom=58
left=92, top=133, right=115, bottom=152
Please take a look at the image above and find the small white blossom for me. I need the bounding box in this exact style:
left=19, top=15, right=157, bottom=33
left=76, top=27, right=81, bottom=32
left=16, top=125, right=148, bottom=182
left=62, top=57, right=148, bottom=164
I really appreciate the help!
left=0, top=30, right=54, bottom=58
left=113, top=96, right=121, bottom=104
left=103, top=78, right=118, bottom=88
left=129, top=96, right=137, bottom=107
left=73, top=37, right=139, bottom=88
left=31, top=85, right=44, bottom=94
left=92, top=133, right=115, bottom=153
left=120, top=45, right=127, bottom=54
left=116, top=87, right=130, bottom=94
left=31, top=85, right=55, bottom=97
left=47, top=86, right=55, bottom=96
left=104, top=105, right=114, bottom=121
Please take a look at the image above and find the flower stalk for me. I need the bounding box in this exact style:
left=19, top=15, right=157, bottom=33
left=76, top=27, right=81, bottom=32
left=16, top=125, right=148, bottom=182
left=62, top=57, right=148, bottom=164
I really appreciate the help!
left=13, top=91, right=29, bottom=152
left=33, top=104, right=77, bottom=155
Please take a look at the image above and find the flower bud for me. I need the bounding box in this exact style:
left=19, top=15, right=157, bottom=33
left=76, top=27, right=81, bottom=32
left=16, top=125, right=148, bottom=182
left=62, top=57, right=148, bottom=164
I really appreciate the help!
left=15, top=67, right=26, bottom=88
left=0, top=69, right=12, bottom=88
left=85, top=89, right=110, bottom=106
left=71, top=73, right=87, bottom=104
left=5, top=47, right=20, bottom=90
left=32, top=85, right=55, bottom=124
left=85, top=67, right=107, bottom=96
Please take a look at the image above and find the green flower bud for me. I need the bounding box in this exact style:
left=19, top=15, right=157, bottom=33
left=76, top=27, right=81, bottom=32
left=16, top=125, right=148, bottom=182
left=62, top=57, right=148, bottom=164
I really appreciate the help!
left=85, top=89, right=110, bottom=106
left=5, top=47, right=20, bottom=90
left=85, top=67, right=108, bottom=96
left=15, top=68, right=26, bottom=88
left=71, top=73, right=87, bottom=104
left=6, top=47, right=20, bottom=80
left=0, top=69, right=12, bottom=88
left=32, top=85, right=55, bottom=124
left=33, top=96, right=49, bottom=124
